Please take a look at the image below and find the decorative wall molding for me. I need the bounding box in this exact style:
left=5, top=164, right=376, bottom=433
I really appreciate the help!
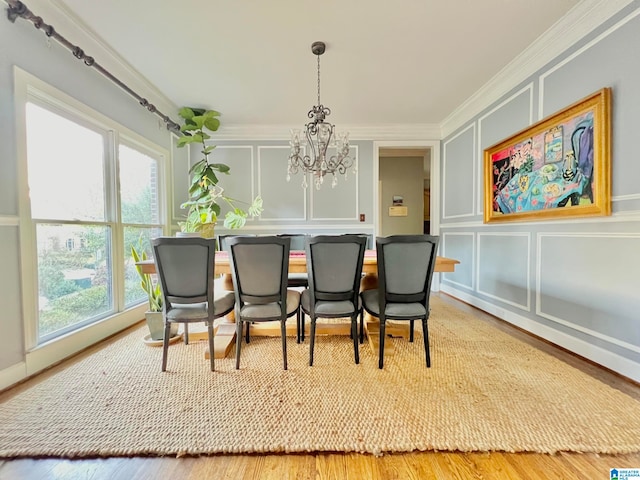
left=442, top=124, right=476, bottom=220
left=441, top=232, right=474, bottom=290
left=310, top=146, right=359, bottom=221
left=214, top=124, right=441, bottom=141
left=476, top=83, right=535, bottom=216
left=476, top=232, right=531, bottom=312
left=539, top=6, right=640, bottom=118
left=441, top=0, right=635, bottom=138
left=441, top=285, right=640, bottom=383
left=0, top=215, right=19, bottom=226
left=257, top=145, right=306, bottom=222
left=536, top=232, right=640, bottom=355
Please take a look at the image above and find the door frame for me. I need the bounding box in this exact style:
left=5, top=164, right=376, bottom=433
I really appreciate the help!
left=373, top=140, right=441, bottom=289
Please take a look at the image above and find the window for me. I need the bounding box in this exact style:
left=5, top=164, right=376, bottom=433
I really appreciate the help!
left=24, top=96, right=166, bottom=344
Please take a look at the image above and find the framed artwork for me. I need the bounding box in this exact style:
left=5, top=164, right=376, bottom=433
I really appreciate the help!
left=484, top=87, right=611, bottom=223
left=392, top=195, right=404, bottom=206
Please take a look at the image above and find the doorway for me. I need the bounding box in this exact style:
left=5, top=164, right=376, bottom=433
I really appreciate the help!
left=373, top=141, right=440, bottom=239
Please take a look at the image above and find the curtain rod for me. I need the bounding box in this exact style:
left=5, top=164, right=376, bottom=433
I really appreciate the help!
left=5, top=0, right=181, bottom=134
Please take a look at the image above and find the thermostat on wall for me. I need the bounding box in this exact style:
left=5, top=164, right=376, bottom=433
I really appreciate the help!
left=388, top=206, right=408, bottom=217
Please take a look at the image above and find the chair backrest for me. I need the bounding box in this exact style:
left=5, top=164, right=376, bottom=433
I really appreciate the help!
left=217, top=234, right=255, bottom=252
left=227, top=236, right=290, bottom=309
left=277, top=233, right=307, bottom=251
left=152, top=236, right=216, bottom=307
left=306, top=235, right=367, bottom=303
left=376, top=235, right=439, bottom=305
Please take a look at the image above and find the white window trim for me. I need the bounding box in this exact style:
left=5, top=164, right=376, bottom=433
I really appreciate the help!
left=14, top=67, right=170, bottom=374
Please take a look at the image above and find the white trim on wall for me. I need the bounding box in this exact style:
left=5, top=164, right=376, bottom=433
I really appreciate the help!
left=441, top=0, right=636, bottom=138
left=476, top=232, right=531, bottom=312
left=442, top=124, right=476, bottom=220
left=257, top=145, right=306, bottom=222
left=0, top=216, right=19, bottom=226
left=441, top=231, right=474, bottom=290
left=476, top=83, right=535, bottom=216
left=536, top=232, right=640, bottom=355
left=538, top=6, right=640, bottom=119
left=440, top=284, right=640, bottom=383
left=310, top=145, right=359, bottom=221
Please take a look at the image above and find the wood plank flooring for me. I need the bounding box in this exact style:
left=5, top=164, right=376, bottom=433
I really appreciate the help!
left=1, top=293, right=639, bottom=480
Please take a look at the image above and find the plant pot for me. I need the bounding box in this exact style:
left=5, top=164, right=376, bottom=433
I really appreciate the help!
left=145, top=311, right=178, bottom=341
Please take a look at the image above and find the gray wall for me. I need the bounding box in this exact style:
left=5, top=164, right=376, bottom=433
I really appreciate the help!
left=174, top=140, right=376, bottom=238
left=439, top=2, right=640, bottom=382
left=0, top=13, right=172, bottom=376
left=379, top=156, right=424, bottom=236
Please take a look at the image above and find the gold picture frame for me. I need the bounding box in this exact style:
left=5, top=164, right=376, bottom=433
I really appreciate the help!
left=484, top=87, right=611, bottom=223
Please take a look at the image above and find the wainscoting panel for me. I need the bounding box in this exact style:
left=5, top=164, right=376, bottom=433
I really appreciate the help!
left=257, top=146, right=306, bottom=221
left=476, top=84, right=534, bottom=216
left=442, top=125, right=475, bottom=220
left=477, top=232, right=530, bottom=311
left=537, top=233, right=640, bottom=354
left=212, top=146, right=255, bottom=218
left=441, top=232, right=474, bottom=290
left=311, top=146, right=359, bottom=220
left=540, top=8, right=640, bottom=200
left=0, top=225, right=24, bottom=370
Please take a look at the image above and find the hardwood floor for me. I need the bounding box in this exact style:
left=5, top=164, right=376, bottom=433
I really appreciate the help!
left=1, top=293, right=638, bottom=480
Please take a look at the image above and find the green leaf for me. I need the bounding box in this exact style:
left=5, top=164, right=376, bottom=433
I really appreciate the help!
left=178, top=107, right=195, bottom=120
left=248, top=195, right=264, bottom=217
left=203, top=145, right=216, bottom=154
left=190, top=159, right=207, bottom=175
left=204, top=168, right=219, bottom=186
left=210, top=163, right=230, bottom=174
left=204, top=117, right=220, bottom=132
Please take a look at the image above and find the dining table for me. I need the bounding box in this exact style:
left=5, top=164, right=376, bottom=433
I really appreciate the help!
left=137, top=250, right=459, bottom=359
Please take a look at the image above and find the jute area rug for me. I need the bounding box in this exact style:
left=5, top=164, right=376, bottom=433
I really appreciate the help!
left=1, top=297, right=639, bottom=458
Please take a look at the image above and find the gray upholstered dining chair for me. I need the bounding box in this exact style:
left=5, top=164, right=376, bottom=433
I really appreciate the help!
left=277, top=234, right=309, bottom=288
left=301, top=234, right=367, bottom=366
left=152, top=236, right=235, bottom=372
left=360, top=235, right=439, bottom=369
left=227, top=236, right=301, bottom=370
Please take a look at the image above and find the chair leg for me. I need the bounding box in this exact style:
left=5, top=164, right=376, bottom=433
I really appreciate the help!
left=245, top=322, right=250, bottom=344
left=378, top=317, right=386, bottom=369
left=235, top=319, right=243, bottom=370
left=207, top=320, right=215, bottom=372
left=309, top=316, right=316, bottom=366
left=422, top=318, right=431, bottom=368
left=281, top=319, right=288, bottom=370
left=296, top=309, right=301, bottom=344
left=410, top=320, right=415, bottom=343
left=161, top=322, right=171, bottom=372
left=351, top=315, right=360, bottom=364
left=359, top=310, right=364, bottom=344
left=301, top=310, right=306, bottom=342
left=183, top=322, right=189, bottom=344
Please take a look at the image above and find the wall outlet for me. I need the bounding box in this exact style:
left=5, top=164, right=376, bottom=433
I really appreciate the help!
left=359, top=214, right=365, bottom=222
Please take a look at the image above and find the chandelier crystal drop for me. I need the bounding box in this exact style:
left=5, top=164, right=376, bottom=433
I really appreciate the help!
left=287, top=41, right=355, bottom=189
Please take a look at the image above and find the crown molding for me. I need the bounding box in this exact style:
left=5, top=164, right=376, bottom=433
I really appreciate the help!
left=11, top=0, right=179, bottom=118
left=214, top=123, right=442, bottom=141
left=440, top=0, right=635, bottom=138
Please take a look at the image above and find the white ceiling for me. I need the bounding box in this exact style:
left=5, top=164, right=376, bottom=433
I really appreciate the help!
left=54, top=0, right=581, bottom=129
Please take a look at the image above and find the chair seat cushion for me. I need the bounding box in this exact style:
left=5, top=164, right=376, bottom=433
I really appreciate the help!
left=167, top=291, right=235, bottom=321
left=240, top=289, right=300, bottom=320
left=300, top=289, right=360, bottom=316
left=360, top=289, right=426, bottom=318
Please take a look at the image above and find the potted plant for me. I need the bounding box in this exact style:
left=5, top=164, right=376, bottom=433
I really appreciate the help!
left=131, top=242, right=178, bottom=341
left=177, top=107, right=263, bottom=236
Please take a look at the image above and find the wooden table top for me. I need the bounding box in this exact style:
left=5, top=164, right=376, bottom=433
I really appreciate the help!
left=137, top=250, right=459, bottom=275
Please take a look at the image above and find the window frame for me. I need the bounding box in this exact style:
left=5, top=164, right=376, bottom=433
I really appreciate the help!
left=15, top=68, right=170, bottom=362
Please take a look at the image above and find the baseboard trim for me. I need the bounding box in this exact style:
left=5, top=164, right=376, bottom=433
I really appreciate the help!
left=441, top=285, right=640, bottom=383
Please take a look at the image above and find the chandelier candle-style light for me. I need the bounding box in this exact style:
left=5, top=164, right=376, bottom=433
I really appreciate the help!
left=287, top=41, right=355, bottom=189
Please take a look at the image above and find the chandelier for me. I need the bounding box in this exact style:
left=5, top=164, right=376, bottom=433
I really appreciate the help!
left=287, top=41, right=355, bottom=189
